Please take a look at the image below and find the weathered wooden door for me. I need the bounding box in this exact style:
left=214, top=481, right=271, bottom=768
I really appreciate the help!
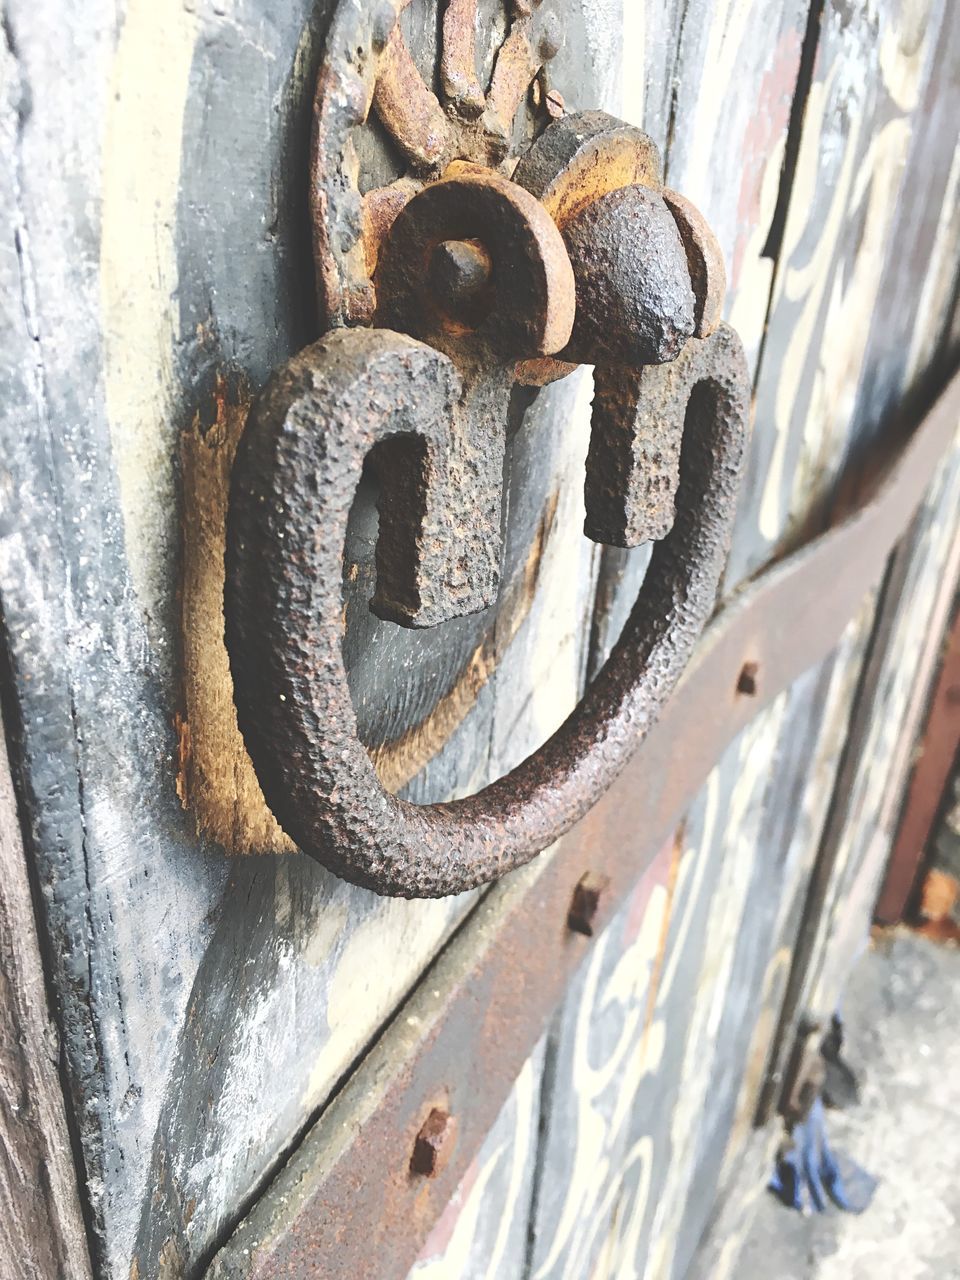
left=1, top=2, right=958, bottom=1278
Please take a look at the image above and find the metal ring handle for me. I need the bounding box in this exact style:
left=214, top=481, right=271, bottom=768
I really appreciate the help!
left=224, top=323, right=749, bottom=897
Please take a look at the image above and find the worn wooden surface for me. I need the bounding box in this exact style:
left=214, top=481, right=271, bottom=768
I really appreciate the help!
left=0, top=23, right=96, bottom=1280
left=756, top=0, right=960, bottom=1128
left=0, top=692, right=93, bottom=1280
left=2, top=0, right=959, bottom=1277
left=665, top=0, right=960, bottom=1254
left=523, top=0, right=815, bottom=1270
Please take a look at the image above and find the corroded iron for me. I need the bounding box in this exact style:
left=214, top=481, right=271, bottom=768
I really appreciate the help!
left=586, top=339, right=740, bottom=546
left=310, top=0, right=568, bottom=327
left=226, top=326, right=748, bottom=897
left=561, top=183, right=696, bottom=366
left=410, top=1109, right=457, bottom=1178
left=225, top=0, right=753, bottom=897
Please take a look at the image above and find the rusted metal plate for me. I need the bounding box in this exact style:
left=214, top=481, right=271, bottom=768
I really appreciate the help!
left=875, top=602, right=960, bottom=925
left=206, top=369, right=960, bottom=1280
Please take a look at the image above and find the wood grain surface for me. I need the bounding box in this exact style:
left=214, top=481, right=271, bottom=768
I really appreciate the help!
left=0, top=698, right=92, bottom=1280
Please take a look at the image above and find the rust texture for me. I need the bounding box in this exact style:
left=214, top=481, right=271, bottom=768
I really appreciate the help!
left=484, top=7, right=562, bottom=146
left=544, top=86, right=565, bottom=119
left=513, top=110, right=663, bottom=224
left=561, top=185, right=695, bottom=367
left=513, top=111, right=665, bottom=386
left=440, top=0, right=484, bottom=119
left=662, top=188, right=726, bottom=338
left=226, top=0, right=754, bottom=895
left=375, top=167, right=575, bottom=359
left=310, top=0, right=566, bottom=328
left=586, top=346, right=727, bottom=547
left=374, top=22, right=454, bottom=171
left=225, top=324, right=748, bottom=897
left=372, top=167, right=574, bottom=623
left=209, top=370, right=960, bottom=1280
left=409, top=1109, right=457, bottom=1178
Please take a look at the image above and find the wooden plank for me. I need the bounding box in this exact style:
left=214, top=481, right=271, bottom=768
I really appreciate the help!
left=0, top=49, right=92, bottom=1266
left=526, top=749, right=773, bottom=1280
left=652, top=616, right=872, bottom=1277
left=522, top=831, right=681, bottom=1280
left=524, top=0, right=814, bottom=1268
left=753, top=0, right=960, bottom=1127
left=424, top=0, right=960, bottom=1267
left=726, top=0, right=952, bottom=585
left=684, top=1128, right=781, bottom=1280
left=0, top=683, right=93, bottom=1280
left=875, top=602, right=960, bottom=924
left=663, top=2, right=960, bottom=1263
left=770, top=442, right=960, bottom=1070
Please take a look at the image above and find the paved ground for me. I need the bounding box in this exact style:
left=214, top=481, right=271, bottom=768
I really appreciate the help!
left=738, top=930, right=960, bottom=1280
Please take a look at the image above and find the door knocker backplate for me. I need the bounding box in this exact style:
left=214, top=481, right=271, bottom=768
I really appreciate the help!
left=221, top=0, right=751, bottom=897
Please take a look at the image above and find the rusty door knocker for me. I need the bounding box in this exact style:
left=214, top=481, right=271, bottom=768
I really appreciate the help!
left=224, top=0, right=750, bottom=898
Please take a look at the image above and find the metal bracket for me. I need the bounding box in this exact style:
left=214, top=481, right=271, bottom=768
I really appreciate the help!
left=223, top=0, right=750, bottom=897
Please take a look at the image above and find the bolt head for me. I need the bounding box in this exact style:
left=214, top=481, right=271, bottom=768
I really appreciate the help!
left=411, top=1108, right=457, bottom=1178
left=568, top=871, right=609, bottom=936
left=545, top=88, right=565, bottom=119
left=737, top=661, right=759, bottom=697
left=427, top=239, right=494, bottom=325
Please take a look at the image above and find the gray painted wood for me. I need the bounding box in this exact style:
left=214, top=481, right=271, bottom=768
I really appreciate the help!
left=649, top=3, right=960, bottom=1268
left=0, top=56, right=95, bottom=1271
left=524, top=0, right=813, bottom=1271
left=0, top=682, right=92, bottom=1279
left=523, top=831, right=681, bottom=1280
left=725, top=0, right=953, bottom=586
left=652, top=2, right=960, bottom=1266
left=750, top=0, right=960, bottom=1138
left=784, top=438, right=960, bottom=1051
